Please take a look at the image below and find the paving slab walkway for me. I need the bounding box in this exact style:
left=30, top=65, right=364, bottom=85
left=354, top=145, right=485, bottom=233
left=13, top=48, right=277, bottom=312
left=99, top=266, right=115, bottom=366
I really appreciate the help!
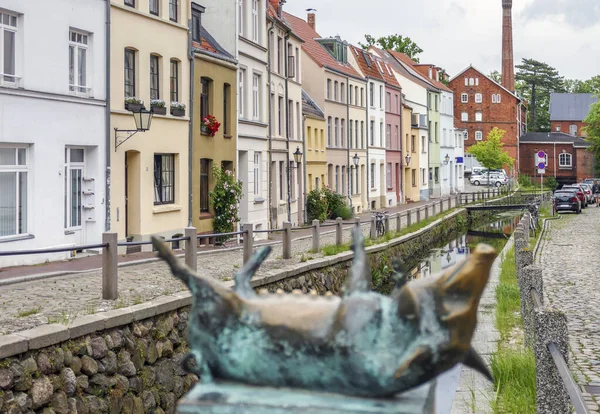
left=537, top=207, right=600, bottom=411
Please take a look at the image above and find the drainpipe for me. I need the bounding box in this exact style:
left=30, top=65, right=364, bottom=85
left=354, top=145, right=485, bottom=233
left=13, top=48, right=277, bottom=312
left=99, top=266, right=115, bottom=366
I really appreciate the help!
left=364, top=78, right=370, bottom=210
left=398, top=86, right=404, bottom=205
left=267, top=21, right=275, bottom=228
left=188, top=17, right=194, bottom=227
left=302, top=115, right=307, bottom=224
left=285, top=32, right=291, bottom=223
left=426, top=93, right=431, bottom=201
left=347, top=77, right=352, bottom=210
left=104, top=0, right=111, bottom=232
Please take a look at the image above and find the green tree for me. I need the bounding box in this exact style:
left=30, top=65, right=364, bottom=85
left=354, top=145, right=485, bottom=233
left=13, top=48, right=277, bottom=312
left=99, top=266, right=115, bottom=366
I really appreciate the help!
left=210, top=167, right=243, bottom=242
left=489, top=70, right=501, bottom=83
left=466, top=127, right=515, bottom=170
left=359, top=34, right=424, bottom=62
left=584, top=98, right=600, bottom=175
left=515, top=58, right=565, bottom=132
left=565, top=76, right=600, bottom=94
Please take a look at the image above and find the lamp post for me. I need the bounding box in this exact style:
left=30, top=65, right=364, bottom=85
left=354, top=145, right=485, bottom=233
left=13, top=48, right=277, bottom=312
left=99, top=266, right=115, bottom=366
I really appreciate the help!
left=114, top=107, right=153, bottom=151
left=444, top=154, right=450, bottom=165
left=287, top=146, right=303, bottom=222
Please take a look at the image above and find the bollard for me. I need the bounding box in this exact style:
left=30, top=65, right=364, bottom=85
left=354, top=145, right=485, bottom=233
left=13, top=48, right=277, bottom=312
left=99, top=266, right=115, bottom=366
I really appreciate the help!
left=396, top=212, right=402, bottom=232
left=335, top=217, right=343, bottom=245
left=416, top=207, right=421, bottom=223
left=354, top=217, right=361, bottom=228
left=282, top=221, right=292, bottom=259
left=407, top=209, right=412, bottom=227
left=184, top=227, right=197, bottom=271
left=519, top=265, right=544, bottom=347
left=384, top=213, right=390, bottom=235
left=312, top=220, right=320, bottom=253
left=533, top=307, right=570, bottom=414
left=472, top=193, right=476, bottom=203
left=425, top=205, right=429, bottom=219
left=102, top=232, right=118, bottom=300
left=440, top=200, right=444, bottom=213
left=370, top=216, right=377, bottom=240
left=456, top=194, right=460, bottom=207
left=243, top=223, right=253, bottom=264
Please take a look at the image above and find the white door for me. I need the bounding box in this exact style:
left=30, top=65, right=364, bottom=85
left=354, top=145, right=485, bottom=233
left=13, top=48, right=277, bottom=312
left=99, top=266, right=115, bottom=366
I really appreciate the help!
left=65, top=148, right=85, bottom=246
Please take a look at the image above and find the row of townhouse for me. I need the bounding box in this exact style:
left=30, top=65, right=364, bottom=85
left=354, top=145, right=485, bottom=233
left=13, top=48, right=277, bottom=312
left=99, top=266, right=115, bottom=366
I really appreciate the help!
left=0, top=0, right=465, bottom=267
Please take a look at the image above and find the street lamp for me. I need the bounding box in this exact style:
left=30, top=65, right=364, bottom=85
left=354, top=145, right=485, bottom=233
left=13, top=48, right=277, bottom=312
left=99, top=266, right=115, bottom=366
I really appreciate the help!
left=405, top=154, right=411, bottom=166
left=353, top=153, right=360, bottom=167
left=444, top=154, right=450, bottom=165
left=115, top=107, right=153, bottom=151
left=293, top=146, right=303, bottom=165
left=286, top=147, right=304, bottom=222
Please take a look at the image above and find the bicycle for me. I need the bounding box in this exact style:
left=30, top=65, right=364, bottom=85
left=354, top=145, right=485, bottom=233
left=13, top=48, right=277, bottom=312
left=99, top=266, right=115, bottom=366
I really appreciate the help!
left=374, top=211, right=387, bottom=238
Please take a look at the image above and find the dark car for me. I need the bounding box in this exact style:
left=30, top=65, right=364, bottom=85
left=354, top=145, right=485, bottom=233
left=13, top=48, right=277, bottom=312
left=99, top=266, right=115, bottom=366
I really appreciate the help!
left=561, top=184, right=587, bottom=208
left=553, top=189, right=581, bottom=214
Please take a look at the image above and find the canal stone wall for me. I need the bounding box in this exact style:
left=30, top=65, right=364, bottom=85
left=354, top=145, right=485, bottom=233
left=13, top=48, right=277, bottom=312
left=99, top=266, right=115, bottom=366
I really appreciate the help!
left=0, top=208, right=493, bottom=413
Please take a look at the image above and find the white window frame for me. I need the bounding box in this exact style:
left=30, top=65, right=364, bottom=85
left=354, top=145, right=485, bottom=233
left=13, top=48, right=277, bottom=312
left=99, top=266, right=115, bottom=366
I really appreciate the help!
left=252, top=73, right=260, bottom=120
left=469, top=78, right=474, bottom=86
left=370, top=163, right=375, bottom=189
left=253, top=152, right=261, bottom=195
left=475, top=112, right=482, bottom=122
left=238, top=0, right=244, bottom=35
left=464, top=77, right=468, bottom=86
left=239, top=69, right=245, bottom=118
left=461, top=112, right=468, bottom=122
left=0, top=146, right=28, bottom=238
left=64, top=148, right=85, bottom=230
left=475, top=131, right=483, bottom=141
left=559, top=152, right=572, bottom=168
left=69, top=30, right=91, bottom=97
left=252, top=0, right=259, bottom=43
left=475, top=93, right=482, bottom=103
left=569, top=124, right=578, bottom=136
left=386, top=163, right=392, bottom=189
left=0, top=11, right=19, bottom=87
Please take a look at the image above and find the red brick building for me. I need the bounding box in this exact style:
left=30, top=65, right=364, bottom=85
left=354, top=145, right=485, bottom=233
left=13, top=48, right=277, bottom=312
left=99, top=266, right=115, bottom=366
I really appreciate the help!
left=519, top=132, right=593, bottom=185
left=448, top=66, right=527, bottom=174
left=550, top=93, right=598, bottom=137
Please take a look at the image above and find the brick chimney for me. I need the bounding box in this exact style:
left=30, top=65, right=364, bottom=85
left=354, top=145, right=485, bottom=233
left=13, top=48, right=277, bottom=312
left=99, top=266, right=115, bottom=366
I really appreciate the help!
left=307, top=10, right=316, bottom=31
left=501, top=0, right=515, bottom=92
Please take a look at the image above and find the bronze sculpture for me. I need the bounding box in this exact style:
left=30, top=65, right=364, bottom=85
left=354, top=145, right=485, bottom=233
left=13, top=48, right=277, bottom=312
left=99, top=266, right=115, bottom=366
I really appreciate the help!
left=152, top=228, right=495, bottom=399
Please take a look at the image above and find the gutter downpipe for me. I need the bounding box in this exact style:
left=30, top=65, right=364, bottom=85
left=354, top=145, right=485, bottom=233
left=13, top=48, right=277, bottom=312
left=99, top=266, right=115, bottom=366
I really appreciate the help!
left=188, top=17, right=194, bottom=227
left=302, top=115, right=308, bottom=224
left=347, top=76, right=352, bottom=210
left=365, top=78, right=370, bottom=211
left=104, top=0, right=111, bottom=232
left=267, top=21, right=275, bottom=229
left=284, top=31, right=291, bottom=223
left=398, top=86, right=404, bottom=205
left=426, top=91, right=431, bottom=201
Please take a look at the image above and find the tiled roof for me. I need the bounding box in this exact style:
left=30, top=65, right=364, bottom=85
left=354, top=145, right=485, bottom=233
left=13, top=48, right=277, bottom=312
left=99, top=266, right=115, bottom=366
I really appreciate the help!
left=387, top=51, right=449, bottom=92
left=367, top=46, right=432, bottom=91
left=449, top=65, right=521, bottom=101
left=302, top=89, right=325, bottom=120
left=411, top=63, right=453, bottom=93
left=283, top=12, right=363, bottom=80
left=194, top=25, right=235, bottom=62
left=520, top=132, right=591, bottom=147
left=550, top=93, right=598, bottom=121
left=350, top=45, right=401, bottom=89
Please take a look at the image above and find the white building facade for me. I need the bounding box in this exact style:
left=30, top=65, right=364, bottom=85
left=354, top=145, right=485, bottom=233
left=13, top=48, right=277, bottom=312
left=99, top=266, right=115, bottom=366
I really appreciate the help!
left=202, top=0, right=270, bottom=236
left=440, top=90, right=457, bottom=196
left=365, top=78, right=386, bottom=210
left=0, top=0, right=108, bottom=266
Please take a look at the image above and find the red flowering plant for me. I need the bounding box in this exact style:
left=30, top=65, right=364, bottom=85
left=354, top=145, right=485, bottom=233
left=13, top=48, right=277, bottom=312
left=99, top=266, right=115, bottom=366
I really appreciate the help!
left=201, top=114, right=221, bottom=137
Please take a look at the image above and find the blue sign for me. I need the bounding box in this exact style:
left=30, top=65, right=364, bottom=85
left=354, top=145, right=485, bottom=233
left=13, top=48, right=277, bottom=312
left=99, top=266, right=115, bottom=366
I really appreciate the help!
left=538, top=162, right=546, bottom=169
left=455, top=157, right=464, bottom=164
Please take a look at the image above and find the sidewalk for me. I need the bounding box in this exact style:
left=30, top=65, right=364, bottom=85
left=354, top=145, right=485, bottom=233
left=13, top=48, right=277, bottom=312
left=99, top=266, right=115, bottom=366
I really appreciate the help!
left=0, top=196, right=453, bottom=283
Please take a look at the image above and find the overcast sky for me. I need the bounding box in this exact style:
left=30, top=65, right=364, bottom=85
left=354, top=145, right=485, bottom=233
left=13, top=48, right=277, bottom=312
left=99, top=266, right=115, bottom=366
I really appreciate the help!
left=283, top=0, right=600, bottom=81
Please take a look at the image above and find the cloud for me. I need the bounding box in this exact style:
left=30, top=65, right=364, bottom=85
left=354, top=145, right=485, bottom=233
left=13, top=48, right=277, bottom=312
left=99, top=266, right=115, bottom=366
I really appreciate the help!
left=521, top=0, right=600, bottom=28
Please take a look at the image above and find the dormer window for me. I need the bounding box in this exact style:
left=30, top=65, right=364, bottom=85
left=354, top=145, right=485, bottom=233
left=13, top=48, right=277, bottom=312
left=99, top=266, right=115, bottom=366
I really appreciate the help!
left=317, top=37, right=348, bottom=64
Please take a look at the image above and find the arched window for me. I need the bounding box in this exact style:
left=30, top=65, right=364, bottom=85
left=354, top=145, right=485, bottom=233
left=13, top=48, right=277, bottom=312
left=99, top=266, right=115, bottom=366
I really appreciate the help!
left=461, top=93, right=468, bottom=103
left=475, top=131, right=483, bottom=141
left=559, top=152, right=572, bottom=168
left=469, top=78, right=475, bottom=86
left=475, top=93, right=482, bottom=103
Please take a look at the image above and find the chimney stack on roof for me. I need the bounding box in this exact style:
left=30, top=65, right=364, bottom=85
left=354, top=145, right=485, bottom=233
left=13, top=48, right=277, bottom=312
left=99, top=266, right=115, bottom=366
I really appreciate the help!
left=307, top=9, right=316, bottom=31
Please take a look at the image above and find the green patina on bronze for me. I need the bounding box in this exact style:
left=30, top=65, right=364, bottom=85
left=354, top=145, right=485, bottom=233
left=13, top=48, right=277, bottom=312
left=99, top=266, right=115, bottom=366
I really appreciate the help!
left=152, top=227, right=495, bottom=399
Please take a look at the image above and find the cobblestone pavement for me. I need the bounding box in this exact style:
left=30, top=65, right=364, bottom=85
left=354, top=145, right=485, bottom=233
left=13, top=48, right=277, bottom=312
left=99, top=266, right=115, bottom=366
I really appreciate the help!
left=538, top=207, right=600, bottom=410
left=0, top=204, right=454, bottom=336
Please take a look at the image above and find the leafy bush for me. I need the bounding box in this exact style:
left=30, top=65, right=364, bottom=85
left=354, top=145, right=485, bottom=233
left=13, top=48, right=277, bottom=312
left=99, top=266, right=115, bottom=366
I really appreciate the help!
left=210, top=167, right=243, bottom=242
left=333, top=204, right=353, bottom=220
left=322, top=187, right=347, bottom=219
left=306, top=189, right=327, bottom=222
left=518, top=174, right=533, bottom=187
left=542, top=175, right=558, bottom=191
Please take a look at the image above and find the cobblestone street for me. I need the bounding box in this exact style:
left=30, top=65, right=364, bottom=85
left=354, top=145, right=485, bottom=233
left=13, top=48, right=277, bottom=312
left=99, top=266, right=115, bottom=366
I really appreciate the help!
left=538, top=207, right=600, bottom=410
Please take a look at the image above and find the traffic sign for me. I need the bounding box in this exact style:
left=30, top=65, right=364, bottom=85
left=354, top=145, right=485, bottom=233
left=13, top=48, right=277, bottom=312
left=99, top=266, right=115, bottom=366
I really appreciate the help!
left=537, top=151, right=546, bottom=159
left=538, top=162, right=546, bottom=170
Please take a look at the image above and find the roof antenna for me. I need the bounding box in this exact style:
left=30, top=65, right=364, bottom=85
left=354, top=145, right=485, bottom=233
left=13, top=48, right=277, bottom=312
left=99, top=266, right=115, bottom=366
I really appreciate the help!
left=306, top=8, right=317, bottom=12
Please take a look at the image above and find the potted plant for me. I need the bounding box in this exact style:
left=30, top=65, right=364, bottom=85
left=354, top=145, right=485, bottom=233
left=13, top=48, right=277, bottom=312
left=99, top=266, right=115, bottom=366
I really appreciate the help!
left=170, top=101, right=186, bottom=117
left=201, top=114, right=221, bottom=137
left=125, top=97, right=144, bottom=112
left=150, top=99, right=167, bottom=115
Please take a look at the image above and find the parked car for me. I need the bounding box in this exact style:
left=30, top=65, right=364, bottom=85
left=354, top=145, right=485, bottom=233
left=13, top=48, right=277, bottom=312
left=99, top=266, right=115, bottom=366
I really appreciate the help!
left=583, top=178, right=600, bottom=186
left=553, top=189, right=582, bottom=214
left=470, top=172, right=509, bottom=187
left=578, top=183, right=594, bottom=204
left=561, top=184, right=587, bottom=208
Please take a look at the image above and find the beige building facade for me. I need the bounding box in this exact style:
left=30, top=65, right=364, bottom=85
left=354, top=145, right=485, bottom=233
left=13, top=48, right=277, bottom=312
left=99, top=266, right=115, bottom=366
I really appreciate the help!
left=302, top=90, right=327, bottom=194
left=110, top=0, right=190, bottom=246
left=403, top=104, right=421, bottom=203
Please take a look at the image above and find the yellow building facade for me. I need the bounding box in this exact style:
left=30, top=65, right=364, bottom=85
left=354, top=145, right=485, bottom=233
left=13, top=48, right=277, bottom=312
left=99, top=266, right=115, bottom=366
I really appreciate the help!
left=403, top=104, right=421, bottom=203
left=191, top=23, right=238, bottom=235
left=110, top=0, right=190, bottom=246
left=302, top=90, right=327, bottom=193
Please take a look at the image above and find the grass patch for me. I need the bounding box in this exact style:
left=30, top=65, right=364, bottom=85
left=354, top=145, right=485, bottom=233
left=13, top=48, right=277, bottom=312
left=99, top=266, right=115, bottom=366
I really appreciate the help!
left=17, top=307, right=41, bottom=318
left=322, top=243, right=351, bottom=256
left=491, top=246, right=536, bottom=413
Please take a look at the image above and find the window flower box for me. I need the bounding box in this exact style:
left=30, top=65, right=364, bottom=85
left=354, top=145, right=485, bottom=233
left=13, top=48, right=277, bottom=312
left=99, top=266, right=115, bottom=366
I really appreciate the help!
left=125, top=97, right=144, bottom=112
left=201, top=114, right=221, bottom=137
left=151, top=99, right=167, bottom=115
left=170, top=102, right=186, bottom=117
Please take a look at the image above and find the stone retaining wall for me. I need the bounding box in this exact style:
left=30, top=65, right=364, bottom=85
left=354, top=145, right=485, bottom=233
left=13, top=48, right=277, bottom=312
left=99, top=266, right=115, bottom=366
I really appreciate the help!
left=0, top=207, right=492, bottom=413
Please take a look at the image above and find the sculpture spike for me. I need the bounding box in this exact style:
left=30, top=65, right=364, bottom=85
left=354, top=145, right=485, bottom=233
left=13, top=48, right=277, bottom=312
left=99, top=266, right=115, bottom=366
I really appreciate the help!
left=344, top=227, right=372, bottom=296
left=463, top=347, right=493, bottom=382
left=391, top=258, right=409, bottom=292
left=151, top=236, right=197, bottom=287
left=233, top=247, right=272, bottom=298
